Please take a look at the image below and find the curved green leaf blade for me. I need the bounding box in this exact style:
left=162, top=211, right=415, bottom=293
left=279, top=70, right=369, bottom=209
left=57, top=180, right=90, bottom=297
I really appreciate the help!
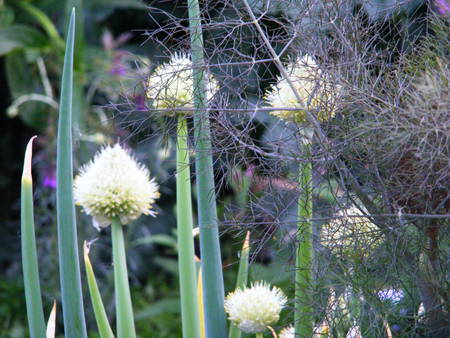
left=21, top=136, right=46, bottom=338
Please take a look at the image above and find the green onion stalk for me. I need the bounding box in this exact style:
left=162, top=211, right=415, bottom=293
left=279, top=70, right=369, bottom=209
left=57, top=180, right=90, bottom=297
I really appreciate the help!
left=111, top=217, right=136, bottom=338
left=228, top=232, right=250, bottom=338
left=176, top=116, right=201, bottom=337
left=21, top=136, right=47, bottom=338
left=295, top=143, right=313, bottom=336
left=56, top=9, right=87, bottom=337
left=187, top=0, right=228, bottom=336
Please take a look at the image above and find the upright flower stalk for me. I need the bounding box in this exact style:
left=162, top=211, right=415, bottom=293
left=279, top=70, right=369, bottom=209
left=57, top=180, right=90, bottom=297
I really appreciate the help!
left=21, top=136, right=46, bottom=338
left=147, top=52, right=219, bottom=337
left=266, top=55, right=339, bottom=336
left=74, top=144, right=160, bottom=338
left=56, top=9, right=87, bottom=337
left=187, top=0, right=228, bottom=335
left=176, top=116, right=201, bottom=337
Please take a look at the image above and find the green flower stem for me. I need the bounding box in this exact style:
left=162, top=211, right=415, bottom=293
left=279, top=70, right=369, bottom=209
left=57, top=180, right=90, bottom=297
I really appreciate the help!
left=255, top=333, right=263, bottom=338
left=176, top=116, right=201, bottom=338
left=21, top=136, right=46, bottom=338
left=295, top=143, right=313, bottom=337
left=83, top=242, right=114, bottom=338
left=229, top=232, right=250, bottom=338
left=187, top=0, right=227, bottom=336
left=56, top=9, right=87, bottom=337
left=111, top=217, right=136, bottom=338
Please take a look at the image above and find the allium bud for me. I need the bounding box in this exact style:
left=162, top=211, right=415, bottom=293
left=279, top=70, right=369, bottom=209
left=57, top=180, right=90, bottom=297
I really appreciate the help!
left=224, top=281, right=287, bottom=333
left=266, top=55, right=339, bottom=124
left=146, top=53, right=218, bottom=115
left=74, top=144, right=160, bottom=229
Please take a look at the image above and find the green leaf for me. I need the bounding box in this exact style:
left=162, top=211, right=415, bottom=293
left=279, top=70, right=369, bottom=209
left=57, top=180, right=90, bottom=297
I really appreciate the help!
left=0, top=5, right=15, bottom=28
left=0, top=25, right=47, bottom=55
left=83, top=242, right=114, bottom=338
left=21, top=136, right=46, bottom=338
left=56, top=9, right=87, bottom=338
left=135, top=299, right=181, bottom=321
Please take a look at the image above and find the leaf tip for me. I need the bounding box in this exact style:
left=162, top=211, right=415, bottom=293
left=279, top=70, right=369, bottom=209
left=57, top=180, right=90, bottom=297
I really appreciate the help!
left=243, top=231, right=250, bottom=251
left=22, top=136, right=37, bottom=183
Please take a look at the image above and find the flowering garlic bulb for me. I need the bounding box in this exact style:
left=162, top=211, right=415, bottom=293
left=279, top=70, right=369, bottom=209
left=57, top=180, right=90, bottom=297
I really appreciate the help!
left=74, top=144, right=160, bottom=229
left=279, top=325, right=295, bottom=338
left=265, top=55, right=338, bottom=124
left=224, top=281, right=287, bottom=333
left=146, top=53, right=218, bottom=115
left=321, top=206, right=383, bottom=258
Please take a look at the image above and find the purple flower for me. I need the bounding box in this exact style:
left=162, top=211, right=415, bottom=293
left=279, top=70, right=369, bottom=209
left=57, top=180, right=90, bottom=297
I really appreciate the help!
left=134, top=95, right=147, bottom=111
left=110, top=65, right=127, bottom=76
left=435, top=0, right=450, bottom=15
left=43, top=170, right=56, bottom=189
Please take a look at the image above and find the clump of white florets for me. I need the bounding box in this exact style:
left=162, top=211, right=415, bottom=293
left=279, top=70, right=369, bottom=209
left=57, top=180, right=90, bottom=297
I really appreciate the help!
left=279, top=325, right=295, bottom=338
left=321, top=205, right=383, bottom=258
left=224, top=281, right=287, bottom=333
left=146, top=52, right=218, bottom=115
left=74, top=144, right=160, bottom=229
left=266, top=55, right=339, bottom=124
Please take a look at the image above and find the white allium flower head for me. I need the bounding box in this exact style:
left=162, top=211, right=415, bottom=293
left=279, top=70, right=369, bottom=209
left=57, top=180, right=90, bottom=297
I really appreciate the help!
left=279, top=325, right=295, bottom=338
left=321, top=205, right=383, bottom=258
left=224, top=281, right=287, bottom=333
left=146, top=52, right=218, bottom=115
left=74, top=144, right=160, bottom=229
left=266, top=55, right=339, bottom=124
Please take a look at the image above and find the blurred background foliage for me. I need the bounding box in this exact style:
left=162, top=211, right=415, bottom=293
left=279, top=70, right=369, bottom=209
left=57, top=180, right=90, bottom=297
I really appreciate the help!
left=0, top=0, right=448, bottom=337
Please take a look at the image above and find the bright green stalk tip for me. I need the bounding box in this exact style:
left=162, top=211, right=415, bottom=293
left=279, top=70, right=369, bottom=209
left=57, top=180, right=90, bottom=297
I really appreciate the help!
left=229, top=232, right=251, bottom=338
left=176, top=116, right=201, bottom=338
left=84, top=242, right=114, bottom=338
left=295, top=146, right=313, bottom=337
left=56, top=9, right=87, bottom=338
left=21, top=136, right=46, bottom=338
left=111, top=217, right=136, bottom=338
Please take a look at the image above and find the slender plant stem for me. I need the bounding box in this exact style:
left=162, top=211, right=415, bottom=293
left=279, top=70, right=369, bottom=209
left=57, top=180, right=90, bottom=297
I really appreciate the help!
left=295, top=143, right=313, bottom=336
left=187, top=0, right=227, bottom=336
left=111, top=217, right=136, bottom=338
left=56, top=10, right=87, bottom=337
left=229, top=232, right=250, bottom=338
left=21, top=137, right=46, bottom=338
left=176, top=116, right=201, bottom=338
left=255, top=333, right=263, bottom=338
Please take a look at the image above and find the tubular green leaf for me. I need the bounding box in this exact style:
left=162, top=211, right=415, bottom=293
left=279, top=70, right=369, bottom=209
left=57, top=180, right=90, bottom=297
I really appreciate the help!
left=83, top=242, right=114, bottom=338
left=111, top=217, right=136, bottom=338
left=228, top=232, right=250, bottom=338
left=187, top=0, right=227, bottom=335
left=21, top=136, right=46, bottom=338
left=56, top=9, right=87, bottom=338
left=295, top=143, right=313, bottom=337
left=176, top=116, right=201, bottom=338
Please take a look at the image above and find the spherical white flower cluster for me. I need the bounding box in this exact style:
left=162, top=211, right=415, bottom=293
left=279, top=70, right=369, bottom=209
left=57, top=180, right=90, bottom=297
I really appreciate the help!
left=279, top=325, right=295, bottom=338
left=74, top=144, right=160, bottom=229
left=224, top=281, right=287, bottom=333
left=146, top=53, right=218, bottom=115
left=321, top=206, right=383, bottom=258
left=266, top=55, right=339, bottom=124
